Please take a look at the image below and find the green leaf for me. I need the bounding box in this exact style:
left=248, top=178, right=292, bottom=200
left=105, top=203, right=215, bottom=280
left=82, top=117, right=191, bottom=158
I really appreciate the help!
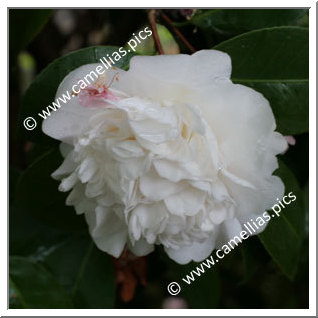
left=275, top=160, right=306, bottom=239
left=18, top=46, right=135, bottom=144
left=191, top=9, right=308, bottom=36
left=11, top=162, right=70, bottom=257
left=10, top=256, right=74, bottom=308
left=259, top=217, right=301, bottom=280
left=15, top=147, right=86, bottom=231
left=9, top=204, right=69, bottom=257
left=259, top=160, right=305, bottom=279
left=214, top=27, right=309, bottom=135
left=43, top=234, right=116, bottom=309
left=236, top=80, right=308, bottom=135
left=9, top=9, right=52, bottom=61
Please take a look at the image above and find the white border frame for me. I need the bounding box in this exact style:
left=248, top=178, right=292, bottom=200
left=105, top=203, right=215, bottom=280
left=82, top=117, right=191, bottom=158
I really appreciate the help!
left=3, top=1, right=316, bottom=316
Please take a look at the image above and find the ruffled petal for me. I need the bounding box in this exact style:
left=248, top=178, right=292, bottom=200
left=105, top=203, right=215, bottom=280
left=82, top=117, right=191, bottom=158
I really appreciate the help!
left=165, top=236, right=215, bottom=264
left=85, top=206, right=127, bottom=257
left=139, top=169, right=184, bottom=201
left=42, top=64, right=115, bottom=144
left=164, top=187, right=205, bottom=216
left=127, top=238, right=154, bottom=256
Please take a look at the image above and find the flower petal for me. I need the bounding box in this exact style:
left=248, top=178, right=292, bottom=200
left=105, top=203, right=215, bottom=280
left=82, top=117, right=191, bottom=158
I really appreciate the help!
left=85, top=206, right=127, bottom=257
left=127, top=238, right=154, bottom=256
left=139, top=169, right=184, bottom=201
left=164, top=187, right=205, bottom=216
left=42, top=64, right=107, bottom=144
left=165, top=236, right=215, bottom=264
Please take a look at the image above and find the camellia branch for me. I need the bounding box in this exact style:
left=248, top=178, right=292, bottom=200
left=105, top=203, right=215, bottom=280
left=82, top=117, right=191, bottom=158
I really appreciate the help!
left=159, top=10, right=196, bottom=54
left=148, top=9, right=164, bottom=55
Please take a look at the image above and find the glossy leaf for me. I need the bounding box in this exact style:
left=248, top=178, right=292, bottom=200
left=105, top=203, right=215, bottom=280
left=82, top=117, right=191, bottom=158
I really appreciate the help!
left=15, top=147, right=86, bottom=231
left=275, top=160, right=306, bottom=239
left=236, top=80, right=308, bottom=135
left=18, top=46, right=135, bottom=144
left=10, top=256, right=74, bottom=308
left=191, top=9, right=308, bottom=36
left=259, top=160, right=305, bottom=279
left=214, top=27, right=308, bottom=135
left=43, top=234, right=116, bottom=308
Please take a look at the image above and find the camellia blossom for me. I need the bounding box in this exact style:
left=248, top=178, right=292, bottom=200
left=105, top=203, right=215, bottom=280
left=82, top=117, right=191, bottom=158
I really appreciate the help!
left=42, top=50, right=287, bottom=264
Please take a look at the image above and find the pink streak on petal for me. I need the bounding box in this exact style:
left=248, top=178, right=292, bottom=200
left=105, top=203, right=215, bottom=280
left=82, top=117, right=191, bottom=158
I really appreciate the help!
left=78, top=85, right=118, bottom=108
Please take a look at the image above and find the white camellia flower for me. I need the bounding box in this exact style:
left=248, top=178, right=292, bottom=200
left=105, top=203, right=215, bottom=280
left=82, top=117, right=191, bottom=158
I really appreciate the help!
left=43, top=50, right=287, bottom=264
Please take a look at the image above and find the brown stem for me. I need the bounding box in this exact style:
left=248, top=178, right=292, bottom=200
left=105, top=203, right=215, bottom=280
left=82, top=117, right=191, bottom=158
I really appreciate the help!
left=159, top=10, right=196, bottom=54
left=148, top=10, right=164, bottom=55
